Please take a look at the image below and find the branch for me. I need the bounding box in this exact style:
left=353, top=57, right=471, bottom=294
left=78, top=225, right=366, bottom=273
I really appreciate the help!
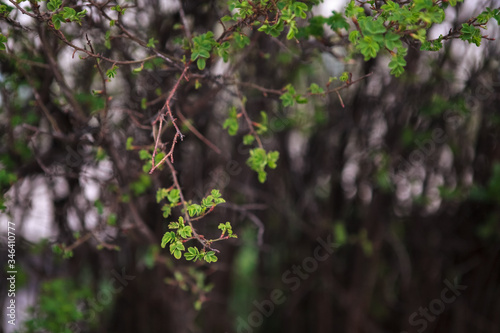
left=150, top=66, right=189, bottom=173
left=165, top=159, right=221, bottom=253
left=176, top=106, right=222, bottom=155
left=235, top=85, right=264, bottom=149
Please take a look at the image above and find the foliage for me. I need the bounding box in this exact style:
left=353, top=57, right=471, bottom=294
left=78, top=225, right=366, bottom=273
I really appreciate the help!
left=159, top=189, right=236, bottom=263
left=1, top=0, right=500, bottom=331
left=0, top=0, right=496, bottom=265
left=21, top=279, right=92, bottom=333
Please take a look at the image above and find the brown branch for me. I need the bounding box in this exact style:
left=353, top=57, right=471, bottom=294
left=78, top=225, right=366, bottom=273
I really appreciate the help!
left=64, top=232, right=93, bottom=252
left=150, top=66, right=189, bottom=172
left=235, top=85, right=264, bottom=149
left=236, top=81, right=284, bottom=96
left=176, top=107, right=222, bottom=155
left=225, top=203, right=265, bottom=247
left=7, top=0, right=38, bottom=18
left=86, top=34, right=110, bottom=137
left=38, top=25, right=88, bottom=123
left=177, top=0, right=192, bottom=40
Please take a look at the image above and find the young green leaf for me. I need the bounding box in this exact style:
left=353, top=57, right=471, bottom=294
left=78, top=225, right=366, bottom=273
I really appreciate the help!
left=178, top=225, right=192, bottom=238
left=184, top=247, right=201, bottom=261
left=309, top=83, right=325, bottom=94
left=167, top=189, right=180, bottom=204
left=161, top=231, right=176, bottom=248
left=203, top=251, right=218, bottom=263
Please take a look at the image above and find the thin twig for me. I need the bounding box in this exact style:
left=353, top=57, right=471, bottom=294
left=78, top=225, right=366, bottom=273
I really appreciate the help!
left=86, top=35, right=110, bottom=137
left=150, top=66, right=189, bottom=172
left=177, top=0, right=192, bottom=40
left=235, top=85, right=264, bottom=149
left=176, top=106, right=222, bottom=155
left=225, top=203, right=265, bottom=247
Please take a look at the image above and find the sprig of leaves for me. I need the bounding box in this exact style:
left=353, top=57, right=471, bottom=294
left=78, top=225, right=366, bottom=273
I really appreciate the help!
left=247, top=148, right=279, bottom=183
left=159, top=189, right=234, bottom=263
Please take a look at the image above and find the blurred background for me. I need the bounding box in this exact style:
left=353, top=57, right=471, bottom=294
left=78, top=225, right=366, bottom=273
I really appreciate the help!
left=1, top=0, right=500, bottom=332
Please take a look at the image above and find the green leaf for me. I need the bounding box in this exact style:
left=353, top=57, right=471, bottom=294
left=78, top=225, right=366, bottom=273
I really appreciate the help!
left=62, top=7, right=76, bottom=20
left=388, top=53, right=407, bottom=77
left=326, top=11, right=349, bottom=31
left=360, top=17, right=386, bottom=35
left=169, top=241, right=185, bottom=255
left=292, top=2, right=308, bottom=19
left=197, top=58, right=206, bottom=70
left=173, top=249, right=182, bottom=259
left=267, top=151, right=279, bottom=169
left=211, top=189, right=221, bottom=199
left=384, top=32, right=402, bottom=50
left=218, top=223, right=227, bottom=232
left=94, top=200, right=104, bottom=214
left=126, top=137, right=134, bottom=150
left=47, top=0, right=62, bottom=11
left=309, top=83, right=325, bottom=94
left=167, top=189, right=180, bottom=204
left=460, top=23, right=482, bottom=46
left=256, top=111, right=269, bottom=134
left=202, top=195, right=214, bottom=207
left=111, top=4, right=126, bottom=15
left=139, top=149, right=150, bottom=160
left=107, top=213, right=117, bottom=226
left=381, top=1, right=399, bottom=12
left=339, top=72, right=349, bottom=82
left=223, top=107, right=239, bottom=135
left=203, top=251, right=218, bottom=263
left=161, top=232, right=176, bottom=248
left=147, top=37, right=158, bottom=48
left=258, top=171, right=267, bottom=183
left=214, top=197, right=226, bottom=204
left=280, top=91, right=295, bottom=107
left=287, top=21, right=299, bottom=40
left=178, top=225, right=192, bottom=238
left=248, top=148, right=268, bottom=170
left=156, top=188, right=169, bottom=203
left=0, top=34, right=7, bottom=51
left=243, top=134, right=255, bottom=145
left=168, top=221, right=180, bottom=229
left=106, top=66, right=118, bottom=79
left=187, top=204, right=203, bottom=217
left=345, top=0, right=364, bottom=18
left=304, top=15, right=326, bottom=37
left=358, top=35, right=380, bottom=60
left=334, top=222, right=347, bottom=246
left=104, top=30, right=112, bottom=49
left=184, top=247, right=201, bottom=261
left=234, top=32, right=250, bottom=48
left=51, top=14, right=64, bottom=30
left=414, top=0, right=434, bottom=11
left=349, top=30, right=360, bottom=44
left=223, top=118, right=239, bottom=135
left=161, top=204, right=171, bottom=218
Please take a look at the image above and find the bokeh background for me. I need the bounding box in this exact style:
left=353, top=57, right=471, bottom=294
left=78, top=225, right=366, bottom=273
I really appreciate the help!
left=1, top=0, right=500, bottom=332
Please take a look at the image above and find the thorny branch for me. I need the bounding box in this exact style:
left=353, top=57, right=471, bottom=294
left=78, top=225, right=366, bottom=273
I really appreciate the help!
left=150, top=66, right=189, bottom=173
